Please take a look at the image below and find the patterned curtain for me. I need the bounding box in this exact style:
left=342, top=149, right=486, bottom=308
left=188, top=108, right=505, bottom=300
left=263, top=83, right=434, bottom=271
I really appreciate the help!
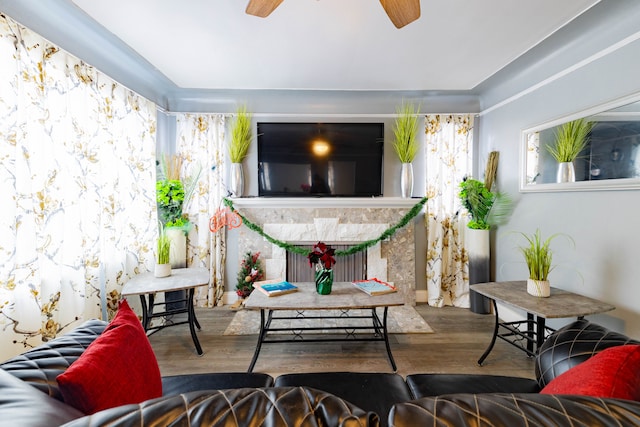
left=424, top=114, right=474, bottom=307
left=175, top=114, right=227, bottom=307
left=0, top=15, right=157, bottom=361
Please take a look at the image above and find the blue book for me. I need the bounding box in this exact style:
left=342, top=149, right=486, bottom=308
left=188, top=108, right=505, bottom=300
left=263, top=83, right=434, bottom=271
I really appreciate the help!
left=352, top=278, right=397, bottom=296
left=255, top=280, right=298, bottom=297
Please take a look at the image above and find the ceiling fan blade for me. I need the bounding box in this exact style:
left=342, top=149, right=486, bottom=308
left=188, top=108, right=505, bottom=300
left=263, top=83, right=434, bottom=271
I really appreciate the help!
left=379, top=0, right=421, bottom=28
left=246, top=0, right=284, bottom=18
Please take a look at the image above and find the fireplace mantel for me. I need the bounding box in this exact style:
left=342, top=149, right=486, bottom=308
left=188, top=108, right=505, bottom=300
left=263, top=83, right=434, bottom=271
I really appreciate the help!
left=230, top=197, right=421, bottom=209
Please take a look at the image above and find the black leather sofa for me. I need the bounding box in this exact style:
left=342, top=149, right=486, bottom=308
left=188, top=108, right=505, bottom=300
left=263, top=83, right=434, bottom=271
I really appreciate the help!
left=2, top=318, right=640, bottom=426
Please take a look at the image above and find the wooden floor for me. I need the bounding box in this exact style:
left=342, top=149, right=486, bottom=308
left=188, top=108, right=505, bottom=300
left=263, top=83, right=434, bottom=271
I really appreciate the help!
left=149, top=303, right=535, bottom=380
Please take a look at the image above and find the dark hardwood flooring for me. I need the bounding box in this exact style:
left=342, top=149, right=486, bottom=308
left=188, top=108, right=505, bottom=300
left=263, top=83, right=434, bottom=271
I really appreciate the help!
left=149, top=304, right=535, bottom=380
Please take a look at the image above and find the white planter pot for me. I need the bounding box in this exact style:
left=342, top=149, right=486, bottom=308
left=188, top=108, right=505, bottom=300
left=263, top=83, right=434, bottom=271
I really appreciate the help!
left=154, top=263, right=171, bottom=278
left=230, top=162, right=244, bottom=198
left=556, top=162, right=575, bottom=183
left=400, top=163, right=413, bottom=198
left=527, top=278, right=550, bottom=297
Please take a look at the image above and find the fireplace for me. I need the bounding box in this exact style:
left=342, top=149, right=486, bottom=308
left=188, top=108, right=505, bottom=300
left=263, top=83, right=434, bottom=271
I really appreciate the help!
left=233, top=198, right=418, bottom=305
left=286, top=244, right=367, bottom=282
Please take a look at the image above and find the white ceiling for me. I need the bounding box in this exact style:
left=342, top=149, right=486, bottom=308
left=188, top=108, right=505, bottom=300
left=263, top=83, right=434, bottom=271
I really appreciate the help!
left=70, top=0, right=600, bottom=92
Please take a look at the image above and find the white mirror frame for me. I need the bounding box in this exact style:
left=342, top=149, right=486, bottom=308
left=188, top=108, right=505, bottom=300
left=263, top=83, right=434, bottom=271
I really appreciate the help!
left=520, top=91, right=640, bottom=192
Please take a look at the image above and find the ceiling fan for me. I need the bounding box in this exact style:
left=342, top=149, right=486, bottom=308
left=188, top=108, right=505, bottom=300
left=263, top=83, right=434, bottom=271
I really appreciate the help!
left=245, top=0, right=421, bottom=29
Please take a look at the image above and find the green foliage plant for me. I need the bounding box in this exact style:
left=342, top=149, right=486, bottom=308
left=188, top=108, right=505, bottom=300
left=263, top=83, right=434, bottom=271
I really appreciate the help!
left=546, top=118, right=595, bottom=162
left=458, top=177, right=512, bottom=230
left=517, top=229, right=573, bottom=281
left=229, top=105, right=253, bottom=163
left=392, top=101, right=420, bottom=163
left=156, top=154, right=202, bottom=230
left=157, top=226, right=171, bottom=265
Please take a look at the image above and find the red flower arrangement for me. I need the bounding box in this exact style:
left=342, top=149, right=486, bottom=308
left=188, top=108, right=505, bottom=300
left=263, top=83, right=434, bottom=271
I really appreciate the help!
left=307, top=242, right=336, bottom=269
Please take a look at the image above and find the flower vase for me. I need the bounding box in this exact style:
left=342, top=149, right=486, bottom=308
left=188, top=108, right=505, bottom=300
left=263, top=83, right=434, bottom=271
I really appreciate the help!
left=400, top=162, right=413, bottom=198
left=556, top=162, right=575, bottom=183
left=315, top=266, right=333, bottom=295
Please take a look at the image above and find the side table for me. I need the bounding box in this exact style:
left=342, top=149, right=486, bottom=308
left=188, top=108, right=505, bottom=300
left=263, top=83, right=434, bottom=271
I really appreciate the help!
left=121, top=267, right=210, bottom=355
left=471, top=281, right=615, bottom=365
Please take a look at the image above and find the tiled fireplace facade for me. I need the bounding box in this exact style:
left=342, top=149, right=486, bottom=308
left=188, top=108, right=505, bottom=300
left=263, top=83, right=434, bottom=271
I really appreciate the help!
left=233, top=199, right=418, bottom=305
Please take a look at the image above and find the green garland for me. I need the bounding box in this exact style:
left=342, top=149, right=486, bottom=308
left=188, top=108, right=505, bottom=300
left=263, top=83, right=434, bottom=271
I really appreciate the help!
left=223, top=197, right=427, bottom=257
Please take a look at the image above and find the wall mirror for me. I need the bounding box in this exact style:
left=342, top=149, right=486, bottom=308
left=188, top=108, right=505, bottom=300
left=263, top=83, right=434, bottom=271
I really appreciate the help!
left=520, top=92, right=640, bottom=192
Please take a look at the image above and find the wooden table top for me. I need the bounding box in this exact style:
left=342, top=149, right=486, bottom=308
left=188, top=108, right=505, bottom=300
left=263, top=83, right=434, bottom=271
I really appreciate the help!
left=122, top=267, right=210, bottom=296
left=243, top=281, right=405, bottom=311
left=470, top=281, right=615, bottom=319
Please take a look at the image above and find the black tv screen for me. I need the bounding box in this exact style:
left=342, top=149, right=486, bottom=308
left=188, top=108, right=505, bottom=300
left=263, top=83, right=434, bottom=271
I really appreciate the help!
left=257, top=122, right=384, bottom=197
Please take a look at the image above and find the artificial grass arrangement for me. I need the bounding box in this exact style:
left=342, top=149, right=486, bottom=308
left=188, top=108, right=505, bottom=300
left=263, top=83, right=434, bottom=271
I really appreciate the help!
left=546, top=118, right=595, bottom=162
left=391, top=101, right=420, bottom=163
left=229, top=105, right=254, bottom=163
left=156, top=227, right=171, bottom=265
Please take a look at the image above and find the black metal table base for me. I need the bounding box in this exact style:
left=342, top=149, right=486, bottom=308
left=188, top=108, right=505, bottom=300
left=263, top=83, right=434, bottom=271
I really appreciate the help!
left=248, top=307, right=396, bottom=372
left=139, top=287, right=203, bottom=355
left=477, top=299, right=556, bottom=365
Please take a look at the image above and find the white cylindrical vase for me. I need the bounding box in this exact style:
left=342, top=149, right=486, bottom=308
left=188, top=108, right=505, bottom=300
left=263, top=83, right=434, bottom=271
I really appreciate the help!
left=230, top=163, right=244, bottom=198
left=166, top=227, right=186, bottom=269
left=400, top=162, right=413, bottom=198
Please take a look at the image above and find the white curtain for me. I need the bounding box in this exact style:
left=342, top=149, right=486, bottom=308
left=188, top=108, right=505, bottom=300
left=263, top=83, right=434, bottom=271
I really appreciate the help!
left=0, top=15, right=157, bottom=360
left=424, top=114, right=474, bottom=307
left=175, top=114, right=227, bottom=307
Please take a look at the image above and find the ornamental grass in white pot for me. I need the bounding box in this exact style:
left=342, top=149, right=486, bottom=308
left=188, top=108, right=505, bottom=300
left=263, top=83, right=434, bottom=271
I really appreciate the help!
left=391, top=102, right=420, bottom=198
left=155, top=226, right=172, bottom=278
left=546, top=118, right=595, bottom=183
left=517, top=229, right=573, bottom=297
left=228, top=105, right=254, bottom=198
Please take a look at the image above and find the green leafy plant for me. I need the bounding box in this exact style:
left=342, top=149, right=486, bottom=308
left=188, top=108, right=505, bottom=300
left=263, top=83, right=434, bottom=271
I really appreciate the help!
left=229, top=105, right=254, bottom=163
left=546, top=118, right=595, bottom=162
left=156, top=154, right=202, bottom=230
left=391, top=101, right=420, bottom=163
left=157, top=227, right=171, bottom=265
left=458, top=177, right=512, bottom=230
left=517, top=229, right=573, bottom=281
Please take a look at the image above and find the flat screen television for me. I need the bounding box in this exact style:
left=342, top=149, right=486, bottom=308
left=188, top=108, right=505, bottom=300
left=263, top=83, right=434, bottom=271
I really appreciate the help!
left=257, top=122, right=384, bottom=197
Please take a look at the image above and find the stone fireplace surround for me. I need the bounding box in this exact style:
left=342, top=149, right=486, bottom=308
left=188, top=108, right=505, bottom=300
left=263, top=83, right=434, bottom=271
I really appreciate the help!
left=233, top=198, right=418, bottom=305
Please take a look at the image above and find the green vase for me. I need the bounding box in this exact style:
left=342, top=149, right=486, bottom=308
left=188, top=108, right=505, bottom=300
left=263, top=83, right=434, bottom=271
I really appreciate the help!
left=315, top=267, right=333, bottom=295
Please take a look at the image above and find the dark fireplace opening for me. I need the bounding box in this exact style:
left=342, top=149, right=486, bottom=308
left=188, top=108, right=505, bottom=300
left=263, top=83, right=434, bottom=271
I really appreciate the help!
left=286, top=244, right=367, bottom=282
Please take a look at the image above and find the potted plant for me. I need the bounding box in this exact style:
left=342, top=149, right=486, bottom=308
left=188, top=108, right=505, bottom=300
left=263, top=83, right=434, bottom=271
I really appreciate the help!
left=391, top=101, right=420, bottom=198
left=517, top=229, right=572, bottom=297
left=155, top=226, right=171, bottom=278
left=307, top=242, right=336, bottom=295
left=458, top=176, right=511, bottom=230
left=228, top=105, right=254, bottom=197
left=546, top=118, right=594, bottom=183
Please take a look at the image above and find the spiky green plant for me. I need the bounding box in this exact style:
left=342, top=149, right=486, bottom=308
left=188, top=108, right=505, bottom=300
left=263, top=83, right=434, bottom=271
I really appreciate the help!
left=157, top=226, right=171, bottom=265
left=517, top=229, right=574, bottom=281
left=392, top=102, right=420, bottom=163
left=458, top=177, right=512, bottom=230
left=229, top=105, right=253, bottom=163
left=546, top=118, right=595, bottom=162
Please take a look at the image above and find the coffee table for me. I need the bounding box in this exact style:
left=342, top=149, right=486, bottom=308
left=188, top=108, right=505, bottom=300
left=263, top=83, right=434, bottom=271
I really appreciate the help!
left=471, top=281, right=615, bottom=365
left=121, top=267, right=210, bottom=355
left=242, top=281, right=405, bottom=372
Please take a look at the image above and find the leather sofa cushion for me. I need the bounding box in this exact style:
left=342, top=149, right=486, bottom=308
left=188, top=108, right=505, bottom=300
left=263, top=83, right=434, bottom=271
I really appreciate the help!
left=61, top=386, right=379, bottom=427
left=0, top=319, right=106, bottom=401
left=406, top=373, right=540, bottom=398
left=536, top=319, right=640, bottom=387
left=274, top=372, right=411, bottom=427
left=389, top=393, right=640, bottom=427
left=162, top=372, right=274, bottom=395
left=0, top=368, right=84, bottom=426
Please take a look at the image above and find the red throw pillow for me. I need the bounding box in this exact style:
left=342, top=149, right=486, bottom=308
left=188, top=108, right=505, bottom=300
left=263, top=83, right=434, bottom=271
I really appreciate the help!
left=57, top=299, right=162, bottom=414
left=540, top=344, right=640, bottom=401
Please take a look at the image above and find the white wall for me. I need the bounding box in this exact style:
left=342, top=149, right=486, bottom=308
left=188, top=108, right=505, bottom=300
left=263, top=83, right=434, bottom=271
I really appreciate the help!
left=479, top=32, right=640, bottom=338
